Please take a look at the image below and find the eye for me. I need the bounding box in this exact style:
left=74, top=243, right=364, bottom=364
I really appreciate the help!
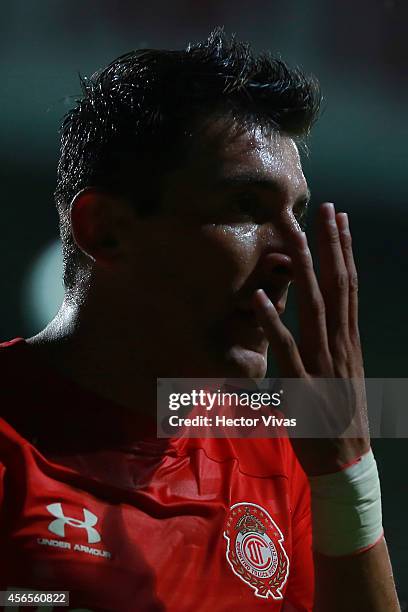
left=230, top=193, right=259, bottom=219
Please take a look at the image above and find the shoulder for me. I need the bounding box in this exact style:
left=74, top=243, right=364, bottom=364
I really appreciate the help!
left=0, top=338, right=45, bottom=445
left=0, top=338, right=27, bottom=364
left=0, top=337, right=31, bottom=379
left=0, top=337, right=29, bottom=412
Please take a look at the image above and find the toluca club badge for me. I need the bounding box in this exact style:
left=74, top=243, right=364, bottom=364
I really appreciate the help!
left=224, top=502, right=289, bottom=600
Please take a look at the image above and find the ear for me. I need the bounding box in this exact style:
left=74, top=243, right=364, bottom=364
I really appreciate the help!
left=70, top=188, right=135, bottom=264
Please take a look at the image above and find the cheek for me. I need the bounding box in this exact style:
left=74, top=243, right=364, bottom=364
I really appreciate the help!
left=198, top=223, right=259, bottom=289
left=131, top=223, right=260, bottom=312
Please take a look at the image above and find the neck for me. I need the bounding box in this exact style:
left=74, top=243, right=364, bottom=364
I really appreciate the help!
left=27, top=295, right=157, bottom=415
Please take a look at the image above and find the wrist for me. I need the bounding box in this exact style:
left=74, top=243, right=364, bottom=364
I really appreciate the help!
left=308, top=448, right=383, bottom=557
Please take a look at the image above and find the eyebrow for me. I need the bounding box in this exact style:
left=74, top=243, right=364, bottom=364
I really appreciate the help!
left=213, top=173, right=311, bottom=206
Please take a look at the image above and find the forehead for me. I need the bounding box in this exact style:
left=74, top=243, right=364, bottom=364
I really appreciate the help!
left=165, top=117, right=307, bottom=198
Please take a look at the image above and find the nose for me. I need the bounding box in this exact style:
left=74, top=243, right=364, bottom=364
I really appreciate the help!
left=256, top=217, right=295, bottom=280
left=255, top=251, right=294, bottom=314
left=259, top=251, right=293, bottom=284
left=237, top=249, right=293, bottom=315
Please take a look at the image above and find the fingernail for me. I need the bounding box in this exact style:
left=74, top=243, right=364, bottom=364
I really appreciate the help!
left=322, top=202, right=336, bottom=224
left=337, top=212, right=349, bottom=233
left=254, top=289, right=274, bottom=309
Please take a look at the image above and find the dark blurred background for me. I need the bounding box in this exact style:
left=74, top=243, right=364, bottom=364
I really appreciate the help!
left=1, top=0, right=407, bottom=605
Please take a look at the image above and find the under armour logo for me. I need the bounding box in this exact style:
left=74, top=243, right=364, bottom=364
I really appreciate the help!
left=46, top=503, right=101, bottom=544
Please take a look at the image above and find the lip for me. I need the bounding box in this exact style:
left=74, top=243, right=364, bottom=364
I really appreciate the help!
left=220, top=307, right=270, bottom=355
left=225, top=311, right=268, bottom=351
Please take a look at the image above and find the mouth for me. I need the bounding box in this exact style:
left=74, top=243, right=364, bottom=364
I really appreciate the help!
left=223, top=314, right=268, bottom=357
left=233, top=308, right=264, bottom=328
left=236, top=285, right=289, bottom=319
left=218, top=285, right=289, bottom=353
left=222, top=306, right=267, bottom=348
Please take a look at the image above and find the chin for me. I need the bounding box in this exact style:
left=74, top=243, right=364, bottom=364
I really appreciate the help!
left=224, top=345, right=268, bottom=379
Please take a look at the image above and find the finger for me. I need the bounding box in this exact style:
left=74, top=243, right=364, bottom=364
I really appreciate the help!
left=289, top=229, right=331, bottom=370
left=318, top=202, right=349, bottom=348
left=336, top=212, right=359, bottom=339
left=252, top=289, right=306, bottom=378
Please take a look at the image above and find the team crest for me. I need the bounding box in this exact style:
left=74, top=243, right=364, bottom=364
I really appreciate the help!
left=223, top=502, right=289, bottom=600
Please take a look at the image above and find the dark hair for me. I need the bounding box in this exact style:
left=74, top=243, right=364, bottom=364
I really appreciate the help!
left=55, top=27, right=321, bottom=290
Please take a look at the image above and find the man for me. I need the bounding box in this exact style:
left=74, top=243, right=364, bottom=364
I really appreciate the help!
left=0, top=29, right=400, bottom=611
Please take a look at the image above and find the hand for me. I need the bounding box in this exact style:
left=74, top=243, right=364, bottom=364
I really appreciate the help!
left=253, top=202, right=370, bottom=476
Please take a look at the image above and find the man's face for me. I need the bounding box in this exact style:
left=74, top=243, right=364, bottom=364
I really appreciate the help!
left=127, top=118, right=309, bottom=378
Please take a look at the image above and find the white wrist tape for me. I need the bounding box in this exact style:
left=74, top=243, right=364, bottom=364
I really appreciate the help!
left=308, top=449, right=383, bottom=557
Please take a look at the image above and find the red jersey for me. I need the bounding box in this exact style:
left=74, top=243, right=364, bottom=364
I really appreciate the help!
left=0, top=338, right=314, bottom=611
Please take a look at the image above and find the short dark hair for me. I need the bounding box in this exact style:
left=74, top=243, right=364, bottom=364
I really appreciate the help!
left=55, top=27, right=321, bottom=290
